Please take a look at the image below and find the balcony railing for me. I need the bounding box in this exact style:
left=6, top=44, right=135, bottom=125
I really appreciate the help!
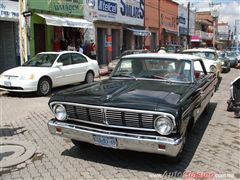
left=195, top=30, right=213, bottom=40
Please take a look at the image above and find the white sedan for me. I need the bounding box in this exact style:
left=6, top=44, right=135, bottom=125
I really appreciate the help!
left=0, top=51, right=99, bottom=96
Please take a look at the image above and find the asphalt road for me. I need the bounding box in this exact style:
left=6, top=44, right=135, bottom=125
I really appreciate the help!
left=0, top=69, right=240, bottom=179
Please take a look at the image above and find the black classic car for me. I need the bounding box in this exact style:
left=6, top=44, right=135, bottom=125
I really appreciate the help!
left=48, top=53, right=217, bottom=161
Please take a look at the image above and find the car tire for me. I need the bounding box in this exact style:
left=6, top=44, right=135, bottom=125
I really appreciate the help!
left=37, top=77, right=52, bottom=96
left=85, top=71, right=94, bottom=84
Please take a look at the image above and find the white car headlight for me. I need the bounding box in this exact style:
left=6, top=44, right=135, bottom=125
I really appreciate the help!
left=53, top=104, right=67, bottom=121
left=154, top=116, right=174, bottom=135
left=209, top=65, right=216, bottom=73
left=20, top=73, right=35, bottom=80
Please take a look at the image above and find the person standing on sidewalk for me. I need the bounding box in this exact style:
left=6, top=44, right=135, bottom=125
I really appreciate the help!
left=90, top=40, right=96, bottom=59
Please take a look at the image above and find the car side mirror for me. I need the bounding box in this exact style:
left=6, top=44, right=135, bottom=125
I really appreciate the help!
left=53, top=62, right=63, bottom=68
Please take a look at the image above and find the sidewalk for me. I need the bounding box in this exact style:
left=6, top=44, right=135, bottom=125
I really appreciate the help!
left=99, top=65, right=109, bottom=76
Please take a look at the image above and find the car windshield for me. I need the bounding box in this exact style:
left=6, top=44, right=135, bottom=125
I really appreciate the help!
left=184, top=51, right=216, bottom=60
left=226, top=51, right=236, bottom=57
left=23, top=54, right=58, bottom=67
left=112, top=58, right=192, bottom=83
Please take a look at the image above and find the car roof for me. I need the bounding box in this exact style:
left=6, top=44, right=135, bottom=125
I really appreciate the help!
left=122, top=53, right=201, bottom=61
left=183, top=48, right=216, bottom=53
left=37, top=51, right=81, bottom=55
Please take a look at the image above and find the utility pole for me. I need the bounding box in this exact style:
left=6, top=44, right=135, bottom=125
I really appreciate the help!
left=187, top=2, right=190, bottom=48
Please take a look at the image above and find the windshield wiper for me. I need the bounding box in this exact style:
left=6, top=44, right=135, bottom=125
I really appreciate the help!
left=112, top=74, right=136, bottom=79
left=141, top=75, right=168, bottom=80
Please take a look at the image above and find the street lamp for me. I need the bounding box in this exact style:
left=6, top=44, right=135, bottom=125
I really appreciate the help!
left=211, top=10, right=219, bottom=48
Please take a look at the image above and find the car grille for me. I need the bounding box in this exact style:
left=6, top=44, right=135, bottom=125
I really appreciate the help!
left=65, top=105, right=154, bottom=129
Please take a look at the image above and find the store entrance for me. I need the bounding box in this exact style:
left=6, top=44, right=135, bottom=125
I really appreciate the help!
left=97, top=28, right=107, bottom=64
left=34, top=24, right=46, bottom=54
left=0, top=21, right=17, bottom=73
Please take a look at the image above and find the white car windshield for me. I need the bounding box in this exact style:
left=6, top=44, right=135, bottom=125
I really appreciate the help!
left=112, top=58, right=192, bottom=83
left=185, top=52, right=216, bottom=60
left=23, top=54, right=58, bottom=67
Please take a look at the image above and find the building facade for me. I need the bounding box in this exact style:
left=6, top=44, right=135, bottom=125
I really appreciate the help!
left=144, top=0, right=160, bottom=51
left=19, top=0, right=93, bottom=63
left=178, top=4, right=188, bottom=49
left=159, top=0, right=179, bottom=46
left=0, top=0, right=19, bottom=73
left=84, top=0, right=149, bottom=64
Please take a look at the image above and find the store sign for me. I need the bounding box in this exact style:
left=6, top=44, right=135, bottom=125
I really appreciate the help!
left=0, top=1, right=19, bottom=20
left=98, top=0, right=117, bottom=14
left=28, top=0, right=83, bottom=16
left=120, top=0, right=144, bottom=19
left=179, top=17, right=185, bottom=25
left=84, top=0, right=144, bottom=26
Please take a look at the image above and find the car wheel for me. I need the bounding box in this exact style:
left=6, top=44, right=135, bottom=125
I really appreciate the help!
left=37, top=77, right=52, bottom=96
left=85, top=72, right=94, bottom=84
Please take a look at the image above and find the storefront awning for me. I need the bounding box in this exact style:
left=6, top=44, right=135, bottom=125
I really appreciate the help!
left=163, top=28, right=178, bottom=35
left=36, top=13, right=93, bottom=29
left=191, top=35, right=202, bottom=42
left=126, top=28, right=151, bottom=36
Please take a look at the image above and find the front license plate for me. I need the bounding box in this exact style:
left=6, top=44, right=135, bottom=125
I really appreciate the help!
left=93, top=135, right=117, bottom=148
left=4, top=81, right=11, bottom=87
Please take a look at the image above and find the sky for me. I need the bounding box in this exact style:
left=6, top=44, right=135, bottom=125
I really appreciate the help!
left=175, top=0, right=240, bottom=31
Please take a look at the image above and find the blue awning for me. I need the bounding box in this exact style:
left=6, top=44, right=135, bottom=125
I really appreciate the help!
left=126, top=28, right=151, bottom=36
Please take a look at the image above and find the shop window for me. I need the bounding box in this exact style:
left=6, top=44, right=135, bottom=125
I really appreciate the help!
left=58, top=54, right=71, bottom=66
left=71, top=53, right=87, bottom=64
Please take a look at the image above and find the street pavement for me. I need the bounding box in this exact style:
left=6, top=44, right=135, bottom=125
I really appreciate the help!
left=0, top=69, right=240, bottom=180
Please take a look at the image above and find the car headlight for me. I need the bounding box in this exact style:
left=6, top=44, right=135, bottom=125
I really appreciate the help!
left=209, top=65, right=216, bottom=73
left=221, top=61, right=224, bottom=65
left=53, top=104, right=67, bottom=121
left=154, top=116, right=174, bottom=135
left=20, top=73, right=35, bottom=80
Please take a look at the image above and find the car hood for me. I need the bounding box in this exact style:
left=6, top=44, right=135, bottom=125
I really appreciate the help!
left=51, top=79, right=193, bottom=113
left=2, top=66, right=52, bottom=77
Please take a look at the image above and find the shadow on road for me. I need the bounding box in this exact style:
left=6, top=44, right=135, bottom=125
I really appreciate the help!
left=61, top=103, right=217, bottom=176
left=0, top=126, right=27, bottom=137
left=0, top=84, right=79, bottom=98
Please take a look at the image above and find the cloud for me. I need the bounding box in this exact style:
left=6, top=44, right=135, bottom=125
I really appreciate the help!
left=217, top=1, right=240, bottom=30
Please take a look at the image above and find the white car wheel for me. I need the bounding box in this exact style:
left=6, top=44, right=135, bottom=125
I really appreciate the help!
left=85, top=72, right=94, bottom=84
left=37, top=78, right=51, bottom=96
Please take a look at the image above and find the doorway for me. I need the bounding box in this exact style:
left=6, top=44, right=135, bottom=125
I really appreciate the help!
left=34, top=24, right=46, bottom=54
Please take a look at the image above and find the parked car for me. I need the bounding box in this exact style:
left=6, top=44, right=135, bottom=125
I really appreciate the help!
left=48, top=53, right=217, bottom=162
left=227, top=76, right=240, bottom=118
left=224, top=51, right=239, bottom=67
left=0, top=51, right=99, bottom=96
left=182, top=48, right=222, bottom=77
left=218, top=52, right=231, bottom=73
left=107, top=49, right=150, bottom=72
left=165, top=44, right=183, bottom=53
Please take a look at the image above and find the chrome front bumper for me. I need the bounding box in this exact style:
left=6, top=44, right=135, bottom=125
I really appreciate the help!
left=48, top=119, right=183, bottom=157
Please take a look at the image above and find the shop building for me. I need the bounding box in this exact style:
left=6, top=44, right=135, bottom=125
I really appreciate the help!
left=144, top=0, right=160, bottom=51
left=0, top=0, right=19, bottom=73
left=159, top=0, right=179, bottom=46
left=84, top=0, right=150, bottom=65
left=178, top=5, right=188, bottom=49
left=19, top=0, right=93, bottom=63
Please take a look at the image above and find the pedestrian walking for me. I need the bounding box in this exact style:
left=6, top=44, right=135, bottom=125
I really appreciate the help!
left=158, top=47, right=166, bottom=54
